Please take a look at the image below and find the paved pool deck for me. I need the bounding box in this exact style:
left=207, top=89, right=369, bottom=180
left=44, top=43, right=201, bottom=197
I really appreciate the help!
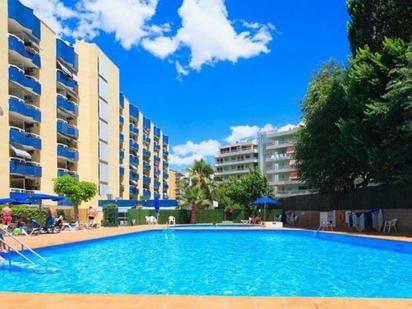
left=1, top=225, right=412, bottom=308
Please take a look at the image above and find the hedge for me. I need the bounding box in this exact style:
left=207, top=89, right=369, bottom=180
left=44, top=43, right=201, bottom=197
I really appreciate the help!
left=0, top=205, right=48, bottom=224
left=102, top=204, right=119, bottom=227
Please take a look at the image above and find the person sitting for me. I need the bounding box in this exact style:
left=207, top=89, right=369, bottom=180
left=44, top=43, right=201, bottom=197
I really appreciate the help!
left=254, top=215, right=262, bottom=225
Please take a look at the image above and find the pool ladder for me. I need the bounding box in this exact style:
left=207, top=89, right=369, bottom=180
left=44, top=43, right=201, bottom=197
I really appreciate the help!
left=0, top=227, right=47, bottom=266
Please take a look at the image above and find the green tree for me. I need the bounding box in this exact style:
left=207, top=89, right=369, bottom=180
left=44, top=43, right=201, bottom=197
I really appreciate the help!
left=181, top=159, right=214, bottom=206
left=53, top=175, right=97, bottom=220
left=347, top=0, right=412, bottom=54
left=181, top=185, right=209, bottom=224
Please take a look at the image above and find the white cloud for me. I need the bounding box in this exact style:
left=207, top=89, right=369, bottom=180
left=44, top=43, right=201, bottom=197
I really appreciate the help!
left=20, top=0, right=76, bottom=36
left=73, top=0, right=159, bottom=49
left=142, top=0, right=274, bottom=72
left=23, top=0, right=273, bottom=73
left=170, top=139, right=221, bottom=166
left=225, top=125, right=260, bottom=144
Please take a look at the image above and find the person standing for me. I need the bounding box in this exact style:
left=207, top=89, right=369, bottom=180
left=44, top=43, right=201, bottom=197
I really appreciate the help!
left=88, top=207, right=97, bottom=228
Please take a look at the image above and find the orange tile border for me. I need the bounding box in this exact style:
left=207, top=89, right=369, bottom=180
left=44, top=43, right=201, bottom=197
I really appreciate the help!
left=1, top=225, right=412, bottom=308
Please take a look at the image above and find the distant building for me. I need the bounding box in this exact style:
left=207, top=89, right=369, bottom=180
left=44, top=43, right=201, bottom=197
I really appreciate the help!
left=215, top=142, right=259, bottom=181
left=167, top=169, right=184, bottom=201
left=258, top=125, right=311, bottom=197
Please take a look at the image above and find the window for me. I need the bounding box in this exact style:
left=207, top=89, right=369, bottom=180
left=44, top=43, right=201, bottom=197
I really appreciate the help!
left=98, top=57, right=109, bottom=80
left=99, top=98, right=109, bottom=121
left=99, top=120, right=109, bottom=142
left=99, top=183, right=109, bottom=196
left=98, top=77, right=109, bottom=101
left=99, top=141, right=109, bottom=162
left=99, top=162, right=109, bottom=182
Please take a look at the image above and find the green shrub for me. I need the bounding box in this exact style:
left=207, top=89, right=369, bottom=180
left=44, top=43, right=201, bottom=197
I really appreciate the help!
left=102, top=204, right=119, bottom=227
left=0, top=205, right=48, bottom=225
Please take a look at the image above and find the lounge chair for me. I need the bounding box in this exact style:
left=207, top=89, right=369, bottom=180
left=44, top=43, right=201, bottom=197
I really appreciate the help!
left=383, top=219, right=398, bottom=233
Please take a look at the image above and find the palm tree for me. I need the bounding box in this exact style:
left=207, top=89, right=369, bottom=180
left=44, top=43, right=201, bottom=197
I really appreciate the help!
left=185, top=159, right=214, bottom=202
left=181, top=185, right=209, bottom=224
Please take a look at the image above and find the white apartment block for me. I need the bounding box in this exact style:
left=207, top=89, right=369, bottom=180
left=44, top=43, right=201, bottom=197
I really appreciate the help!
left=215, top=142, right=258, bottom=180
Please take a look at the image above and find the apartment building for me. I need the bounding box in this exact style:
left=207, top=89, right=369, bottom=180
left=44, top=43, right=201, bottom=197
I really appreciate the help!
left=167, top=169, right=184, bottom=201
left=258, top=125, right=311, bottom=197
left=119, top=94, right=169, bottom=201
left=215, top=142, right=259, bottom=180
left=0, top=0, right=169, bottom=206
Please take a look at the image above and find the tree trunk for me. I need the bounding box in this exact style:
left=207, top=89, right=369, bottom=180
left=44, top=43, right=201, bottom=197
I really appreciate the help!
left=190, top=204, right=197, bottom=224
left=74, top=204, right=80, bottom=222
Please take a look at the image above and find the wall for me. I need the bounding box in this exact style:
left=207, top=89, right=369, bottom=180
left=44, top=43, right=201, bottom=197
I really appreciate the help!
left=168, top=169, right=176, bottom=200
left=0, top=0, right=9, bottom=197
left=39, top=22, right=57, bottom=196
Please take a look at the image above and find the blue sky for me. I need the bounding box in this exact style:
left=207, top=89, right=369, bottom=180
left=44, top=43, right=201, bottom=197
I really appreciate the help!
left=24, top=0, right=350, bottom=170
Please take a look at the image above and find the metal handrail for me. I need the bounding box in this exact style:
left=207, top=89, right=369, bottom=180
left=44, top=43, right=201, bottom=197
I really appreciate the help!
left=1, top=227, right=47, bottom=263
left=0, top=239, right=36, bottom=265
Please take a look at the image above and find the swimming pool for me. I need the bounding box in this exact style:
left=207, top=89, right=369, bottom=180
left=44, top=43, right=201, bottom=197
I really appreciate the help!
left=172, top=223, right=259, bottom=228
left=1, top=230, right=412, bottom=297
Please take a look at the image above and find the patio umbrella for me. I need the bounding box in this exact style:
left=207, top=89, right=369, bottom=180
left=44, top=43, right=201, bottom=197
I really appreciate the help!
left=253, top=196, right=280, bottom=221
left=154, top=195, right=160, bottom=218
left=30, top=193, right=64, bottom=210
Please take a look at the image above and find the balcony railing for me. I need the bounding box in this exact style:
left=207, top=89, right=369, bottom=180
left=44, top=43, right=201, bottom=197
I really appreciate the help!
left=120, top=167, right=125, bottom=176
left=8, top=0, right=41, bottom=40
left=9, top=65, right=41, bottom=95
left=143, top=162, right=151, bottom=171
left=130, top=171, right=139, bottom=181
left=143, top=117, right=151, bottom=130
left=57, top=168, right=78, bottom=180
left=119, top=115, right=124, bottom=126
left=143, top=176, right=151, bottom=184
left=143, top=149, right=151, bottom=157
left=129, top=123, right=139, bottom=135
left=143, top=135, right=151, bottom=144
left=163, top=150, right=169, bottom=157
left=163, top=161, right=169, bottom=169
left=57, top=144, right=78, bottom=161
left=8, top=34, right=40, bottom=67
left=154, top=180, right=160, bottom=188
left=57, top=95, right=78, bottom=116
left=119, top=133, right=124, bottom=142
left=154, top=167, right=161, bottom=175
left=56, top=70, right=77, bottom=89
left=130, top=186, right=139, bottom=195
left=57, top=119, right=78, bottom=139
left=120, top=150, right=125, bottom=160
left=163, top=135, right=169, bottom=145
left=130, top=155, right=139, bottom=167
left=163, top=172, right=169, bottom=179
left=9, top=96, right=41, bottom=122
left=154, top=143, right=160, bottom=151
left=9, top=127, right=41, bottom=150
left=129, top=105, right=139, bottom=119
left=10, top=158, right=41, bottom=177
left=154, top=127, right=161, bottom=138
left=154, top=155, right=161, bottom=163
left=143, top=190, right=151, bottom=197
left=56, top=38, right=78, bottom=71
left=129, top=139, right=139, bottom=151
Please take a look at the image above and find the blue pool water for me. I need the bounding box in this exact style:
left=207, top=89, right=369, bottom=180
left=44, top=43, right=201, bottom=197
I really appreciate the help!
left=1, top=230, right=412, bottom=297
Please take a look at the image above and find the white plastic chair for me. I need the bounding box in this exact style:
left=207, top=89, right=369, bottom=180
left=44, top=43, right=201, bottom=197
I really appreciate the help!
left=168, top=216, right=176, bottom=226
left=383, top=219, right=398, bottom=233
left=148, top=216, right=157, bottom=225
left=318, top=221, right=333, bottom=231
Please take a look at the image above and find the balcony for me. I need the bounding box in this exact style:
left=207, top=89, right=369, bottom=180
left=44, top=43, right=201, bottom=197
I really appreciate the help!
left=269, top=179, right=302, bottom=186
left=129, top=123, right=139, bottom=135
left=130, top=171, right=139, bottom=181
left=163, top=161, right=169, bottom=169
left=8, top=34, right=40, bottom=68
left=8, top=0, right=41, bottom=40
left=163, top=135, right=169, bottom=145
left=143, top=148, right=151, bottom=157
left=10, top=158, right=41, bottom=177
left=143, top=190, right=151, bottom=197
left=9, top=65, right=41, bottom=95
left=120, top=133, right=124, bottom=142
left=57, top=119, right=78, bottom=139
left=143, top=135, right=151, bottom=144
left=154, top=143, right=160, bottom=151
left=154, top=167, right=161, bottom=175
left=163, top=183, right=169, bottom=190
left=163, top=150, right=169, bottom=157
left=163, top=172, right=169, bottom=179
left=120, top=93, right=125, bottom=109
left=9, top=96, right=41, bottom=122
left=129, top=139, right=139, bottom=151
left=57, top=144, right=78, bottom=162
left=129, top=104, right=139, bottom=119
left=130, top=187, right=139, bottom=196
left=56, top=70, right=77, bottom=89
left=153, top=156, right=161, bottom=164
left=215, top=158, right=258, bottom=168
left=143, top=117, right=151, bottom=130
left=57, top=168, right=78, bottom=180
left=120, top=167, right=125, bottom=177
left=9, top=127, right=41, bottom=150
left=130, top=155, right=139, bottom=167
left=266, top=140, right=295, bottom=150
left=266, top=154, right=292, bottom=162
left=154, top=127, right=161, bottom=138
left=143, top=176, right=151, bottom=184
left=56, top=38, right=78, bottom=71
left=57, top=95, right=78, bottom=116
left=143, top=162, right=151, bottom=171
left=120, top=150, right=125, bottom=160
left=154, top=180, right=160, bottom=188
left=119, top=115, right=124, bottom=126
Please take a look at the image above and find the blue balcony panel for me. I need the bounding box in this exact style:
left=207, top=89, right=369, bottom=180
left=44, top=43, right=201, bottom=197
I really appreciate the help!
left=129, top=124, right=139, bottom=135
left=120, top=93, right=125, bottom=109
left=9, top=96, right=41, bottom=122
left=143, top=149, right=151, bottom=157
left=163, top=150, right=169, bottom=156
left=163, top=161, right=169, bottom=168
left=129, top=139, right=139, bottom=151
left=129, top=104, right=139, bottom=119
left=10, top=159, right=41, bottom=177
left=130, top=187, right=139, bottom=196
left=143, top=190, right=151, bottom=197
left=154, top=143, right=160, bottom=151
left=143, top=135, right=151, bottom=144
left=119, top=133, right=124, bottom=142
left=56, top=70, right=77, bottom=89
left=56, top=38, right=78, bottom=71
left=57, top=95, right=77, bottom=116
left=130, top=171, right=139, bottom=181
left=57, top=144, right=78, bottom=161
left=57, top=168, right=78, bottom=180
left=57, top=120, right=78, bottom=139
left=9, top=127, right=41, bottom=150
left=143, top=117, right=151, bottom=130
left=154, top=167, right=161, bottom=175
left=163, top=135, right=169, bottom=145
left=8, top=0, right=41, bottom=40
left=120, top=150, right=125, bottom=160
left=120, top=167, right=125, bottom=176
left=130, top=155, right=139, bottom=166
left=8, top=35, right=40, bottom=67
left=154, top=127, right=161, bottom=138
left=154, top=156, right=161, bottom=163
left=143, top=162, right=151, bottom=171
left=119, top=115, right=124, bottom=126
left=9, top=66, right=41, bottom=95
left=143, top=176, right=151, bottom=184
left=164, top=172, right=169, bottom=179
left=154, top=180, right=160, bottom=188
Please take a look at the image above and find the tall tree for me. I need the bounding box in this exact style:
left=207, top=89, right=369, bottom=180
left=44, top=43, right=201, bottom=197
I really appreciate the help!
left=181, top=185, right=209, bottom=224
left=347, top=0, right=412, bottom=54
left=53, top=175, right=97, bottom=220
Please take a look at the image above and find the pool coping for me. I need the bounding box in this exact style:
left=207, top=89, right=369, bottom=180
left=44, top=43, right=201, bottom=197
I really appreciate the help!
left=1, top=225, right=412, bottom=308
